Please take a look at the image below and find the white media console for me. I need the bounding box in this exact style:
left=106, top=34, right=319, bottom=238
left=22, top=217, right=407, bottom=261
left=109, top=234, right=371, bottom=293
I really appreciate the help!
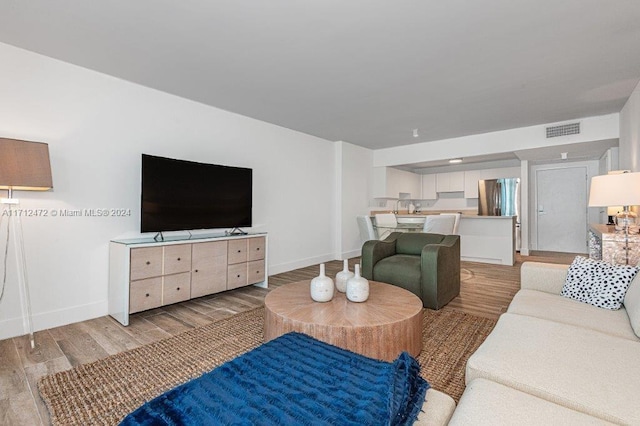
left=108, top=232, right=268, bottom=326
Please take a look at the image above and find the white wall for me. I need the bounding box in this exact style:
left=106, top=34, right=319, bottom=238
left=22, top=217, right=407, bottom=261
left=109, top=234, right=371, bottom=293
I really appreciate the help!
left=620, top=81, right=640, bottom=172
left=335, top=141, right=373, bottom=259
left=0, top=43, right=337, bottom=339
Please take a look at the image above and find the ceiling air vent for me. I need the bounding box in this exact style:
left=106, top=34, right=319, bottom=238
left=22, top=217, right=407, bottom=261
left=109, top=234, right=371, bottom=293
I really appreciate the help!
left=546, top=122, right=580, bottom=138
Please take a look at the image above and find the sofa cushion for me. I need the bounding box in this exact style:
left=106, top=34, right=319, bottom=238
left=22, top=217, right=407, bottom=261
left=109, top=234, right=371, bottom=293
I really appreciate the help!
left=561, top=256, right=638, bottom=310
left=466, top=313, right=640, bottom=424
left=414, top=388, right=456, bottom=426
left=373, top=255, right=422, bottom=297
left=449, top=378, right=615, bottom=426
left=624, top=274, right=640, bottom=338
left=396, top=233, right=445, bottom=256
left=508, top=289, right=639, bottom=341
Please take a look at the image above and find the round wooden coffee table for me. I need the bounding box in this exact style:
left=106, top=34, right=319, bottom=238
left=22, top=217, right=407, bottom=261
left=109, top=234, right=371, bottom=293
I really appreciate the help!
left=264, top=280, right=423, bottom=361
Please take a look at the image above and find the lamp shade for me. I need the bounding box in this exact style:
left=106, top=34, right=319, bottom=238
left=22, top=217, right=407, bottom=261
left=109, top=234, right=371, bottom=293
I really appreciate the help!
left=0, top=138, right=53, bottom=191
left=588, top=172, right=640, bottom=207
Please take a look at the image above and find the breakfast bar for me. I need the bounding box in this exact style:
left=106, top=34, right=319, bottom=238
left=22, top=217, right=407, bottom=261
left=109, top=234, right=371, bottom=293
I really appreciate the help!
left=371, top=213, right=516, bottom=265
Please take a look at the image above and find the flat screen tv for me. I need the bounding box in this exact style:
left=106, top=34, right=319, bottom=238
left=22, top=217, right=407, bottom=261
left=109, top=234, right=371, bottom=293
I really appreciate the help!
left=141, top=154, right=252, bottom=233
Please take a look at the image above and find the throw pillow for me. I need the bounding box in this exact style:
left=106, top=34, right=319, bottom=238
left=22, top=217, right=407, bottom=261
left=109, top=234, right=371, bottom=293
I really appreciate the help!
left=561, top=256, right=639, bottom=310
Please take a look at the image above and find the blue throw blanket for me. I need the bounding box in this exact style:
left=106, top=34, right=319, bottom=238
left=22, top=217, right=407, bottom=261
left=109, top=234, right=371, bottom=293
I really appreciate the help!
left=121, top=332, right=429, bottom=426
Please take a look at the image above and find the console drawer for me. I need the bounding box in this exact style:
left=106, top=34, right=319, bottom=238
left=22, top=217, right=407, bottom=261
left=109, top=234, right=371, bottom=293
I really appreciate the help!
left=248, top=237, right=266, bottom=261
left=163, top=272, right=191, bottom=305
left=247, top=260, right=265, bottom=284
left=130, top=247, right=162, bottom=280
left=164, top=244, right=192, bottom=275
left=228, top=239, right=248, bottom=264
left=227, top=263, right=248, bottom=290
left=129, top=277, right=162, bottom=313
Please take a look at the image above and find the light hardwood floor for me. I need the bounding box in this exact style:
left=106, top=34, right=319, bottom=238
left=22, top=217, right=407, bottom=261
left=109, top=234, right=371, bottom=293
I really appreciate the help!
left=0, top=251, right=576, bottom=425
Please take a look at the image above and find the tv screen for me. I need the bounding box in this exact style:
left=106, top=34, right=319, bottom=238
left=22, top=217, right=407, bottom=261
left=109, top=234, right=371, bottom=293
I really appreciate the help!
left=141, top=154, right=252, bottom=233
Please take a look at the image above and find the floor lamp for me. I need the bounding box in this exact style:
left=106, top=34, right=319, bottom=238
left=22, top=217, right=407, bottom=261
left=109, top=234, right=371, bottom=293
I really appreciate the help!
left=588, top=171, right=640, bottom=265
left=0, top=138, right=53, bottom=348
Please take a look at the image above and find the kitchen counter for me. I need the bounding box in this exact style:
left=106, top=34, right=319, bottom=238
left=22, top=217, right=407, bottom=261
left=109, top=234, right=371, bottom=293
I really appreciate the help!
left=459, top=216, right=516, bottom=265
left=369, top=214, right=516, bottom=265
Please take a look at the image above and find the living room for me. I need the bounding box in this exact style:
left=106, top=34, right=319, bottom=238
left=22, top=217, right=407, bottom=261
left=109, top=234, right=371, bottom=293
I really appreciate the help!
left=1, top=2, right=640, bottom=425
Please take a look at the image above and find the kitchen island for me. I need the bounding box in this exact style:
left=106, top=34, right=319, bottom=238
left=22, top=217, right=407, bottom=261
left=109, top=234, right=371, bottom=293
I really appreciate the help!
left=371, top=213, right=516, bottom=265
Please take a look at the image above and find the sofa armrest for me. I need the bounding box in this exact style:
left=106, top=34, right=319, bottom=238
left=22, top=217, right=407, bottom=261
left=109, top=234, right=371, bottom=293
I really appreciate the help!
left=420, top=235, right=461, bottom=309
left=520, top=262, right=569, bottom=294
left=361, top=232, right=400, bottom=280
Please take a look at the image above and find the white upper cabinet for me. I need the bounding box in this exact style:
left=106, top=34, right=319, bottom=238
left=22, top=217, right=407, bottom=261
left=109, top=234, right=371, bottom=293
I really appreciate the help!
left=463, top=170, right=482, bottom=198
left=372, top=167, right=421, bottom=199
left=436, top=172, right=464, bottom=192
left=421, top=174, right=437, bottom=199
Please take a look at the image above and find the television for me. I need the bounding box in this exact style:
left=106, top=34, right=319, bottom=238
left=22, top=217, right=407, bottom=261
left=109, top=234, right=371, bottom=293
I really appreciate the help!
left=141, top=154, right=252, bottom=233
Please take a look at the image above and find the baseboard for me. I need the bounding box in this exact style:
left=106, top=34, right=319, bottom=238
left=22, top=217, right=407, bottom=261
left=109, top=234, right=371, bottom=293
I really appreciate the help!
left=269, top=253, right=336, bottom=276
left=338, top=249, right=361, bottom=260
left=0, top=300, right=107, bottom=341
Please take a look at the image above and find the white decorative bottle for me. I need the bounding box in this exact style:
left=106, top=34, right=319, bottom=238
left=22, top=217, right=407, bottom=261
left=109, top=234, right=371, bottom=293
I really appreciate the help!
left=346, top=264, right=369, bottom=302
left=335, top=259, right=355, bottom=293
left=310, top=263, right=335, bottom=302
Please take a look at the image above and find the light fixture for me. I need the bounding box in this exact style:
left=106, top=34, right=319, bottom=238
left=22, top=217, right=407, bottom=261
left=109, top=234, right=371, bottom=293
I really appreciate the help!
left=560, top=152, right=568, bottom=160
left=0, top=138, right=53, bottom=348
left=412, top=129, right=419, bottom=138
left=588, top=171, right=640, bottom=265
left=607, top=206, right=623, bottom=225
left=449, top=158, right=463, bottom=164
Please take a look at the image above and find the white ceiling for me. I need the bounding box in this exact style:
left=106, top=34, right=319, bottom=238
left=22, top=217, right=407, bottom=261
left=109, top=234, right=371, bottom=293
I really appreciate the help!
left=0, top=1, right=639, bottom=151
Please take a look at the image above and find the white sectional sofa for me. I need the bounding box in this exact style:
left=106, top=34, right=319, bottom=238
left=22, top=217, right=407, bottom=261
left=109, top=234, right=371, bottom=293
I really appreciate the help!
left=449, top=261, right=640, bottom=425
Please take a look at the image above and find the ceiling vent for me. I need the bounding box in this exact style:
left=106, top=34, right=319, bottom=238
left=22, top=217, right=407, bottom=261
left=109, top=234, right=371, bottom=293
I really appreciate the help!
left=546, top=122, right=580, bottom=138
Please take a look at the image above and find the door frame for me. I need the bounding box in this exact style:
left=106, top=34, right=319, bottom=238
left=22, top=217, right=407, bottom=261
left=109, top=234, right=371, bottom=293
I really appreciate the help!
left=530, top=160, right=600, bottom=252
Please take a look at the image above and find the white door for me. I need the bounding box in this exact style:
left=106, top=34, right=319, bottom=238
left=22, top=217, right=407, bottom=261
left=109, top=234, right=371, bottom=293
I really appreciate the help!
left=536, top=167, right=588, bottom=253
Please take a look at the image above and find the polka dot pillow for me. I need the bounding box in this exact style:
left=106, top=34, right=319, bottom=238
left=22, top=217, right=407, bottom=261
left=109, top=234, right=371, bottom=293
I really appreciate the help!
left=561, top=256, right=639, bottom=310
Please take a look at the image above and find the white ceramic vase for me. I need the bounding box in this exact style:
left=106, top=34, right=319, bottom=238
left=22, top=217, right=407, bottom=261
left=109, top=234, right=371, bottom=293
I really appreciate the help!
left=346, top=264, right=369, bottom=303
left=310, top=263, right=335, bottom=302
left=335, top=259, right=355, bottom=293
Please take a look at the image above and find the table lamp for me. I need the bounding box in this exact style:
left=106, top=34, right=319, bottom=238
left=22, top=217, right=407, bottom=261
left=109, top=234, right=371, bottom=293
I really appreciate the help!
left=588, top=171, right=640, bottom=265
left=606, top=206, right=623, bottom=225
left=0, top=138, right=53, bottom=348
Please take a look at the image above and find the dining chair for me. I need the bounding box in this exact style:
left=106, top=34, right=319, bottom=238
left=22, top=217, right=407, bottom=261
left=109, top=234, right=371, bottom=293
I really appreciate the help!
left=423, top=215, right=456, bottom=234
left=374, top=213, right=398, bottom=240
left=356, top=215, right=378, bottom=245
left=439, top=212, right=462, bottom=234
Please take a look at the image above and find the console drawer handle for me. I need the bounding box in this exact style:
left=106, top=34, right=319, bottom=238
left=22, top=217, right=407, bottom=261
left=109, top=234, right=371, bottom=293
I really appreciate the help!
left=177, top=257, right=181, bottom=261
left=145, top=293, right=150, bottom=297
left=177, top=287, right=180, bottom=291
left=146, top=261, right=150, bottom=265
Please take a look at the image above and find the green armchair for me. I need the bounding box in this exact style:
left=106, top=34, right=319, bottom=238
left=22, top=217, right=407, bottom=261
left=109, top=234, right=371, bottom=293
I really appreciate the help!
left=361, top=232, right=460, bottom=310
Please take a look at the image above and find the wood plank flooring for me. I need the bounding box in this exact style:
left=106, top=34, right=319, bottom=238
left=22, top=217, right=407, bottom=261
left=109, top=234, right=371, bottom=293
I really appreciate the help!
left=0, top=251, right=576, bottom=425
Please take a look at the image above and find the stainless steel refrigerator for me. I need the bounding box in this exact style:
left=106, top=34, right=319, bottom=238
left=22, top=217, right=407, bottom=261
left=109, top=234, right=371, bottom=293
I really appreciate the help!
left=478, top=178, right=521, bottom=251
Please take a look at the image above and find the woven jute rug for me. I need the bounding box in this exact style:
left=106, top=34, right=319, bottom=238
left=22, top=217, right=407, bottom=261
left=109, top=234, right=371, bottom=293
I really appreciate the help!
left=39, top=307, right=496, bottom=425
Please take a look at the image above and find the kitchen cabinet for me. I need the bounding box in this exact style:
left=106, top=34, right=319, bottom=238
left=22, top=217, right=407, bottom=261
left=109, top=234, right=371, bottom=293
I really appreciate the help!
left=436, top=172, right=464, bottom=192
left=421, top=174, right=437, bottom=199
left=463, top=170, right=482, bottom=198
left=372, top=167, right=421, bottom=199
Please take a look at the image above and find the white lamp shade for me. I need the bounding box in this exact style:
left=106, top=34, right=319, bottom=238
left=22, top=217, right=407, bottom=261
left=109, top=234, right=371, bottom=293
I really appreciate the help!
left=588, top=172, right=640, bottom=207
